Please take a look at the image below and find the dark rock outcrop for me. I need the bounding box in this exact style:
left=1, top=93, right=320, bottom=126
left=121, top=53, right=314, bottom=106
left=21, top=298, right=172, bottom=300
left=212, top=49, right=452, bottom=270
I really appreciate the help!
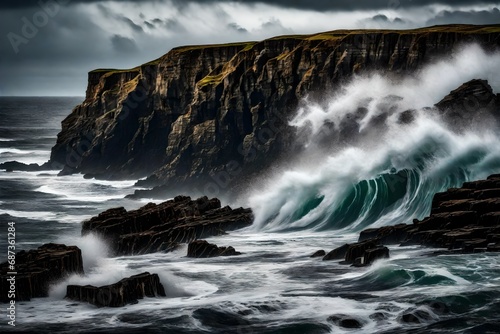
left=322, top=241, right=389, bottom=266
left=356, top=174, right=500, bottom=254
left=66, top=272, right=165, bottom=307
left=0, top=243, right=83, bottom=302
left=82, top=195, right=253, bottom=255
left=46, top=25, right=500, bottom=194
left=310, top=250, right=326, bottom=258
left=187, top=240, right=241, bottom=258
left=322, top=244, right=349, bottom=261
left=435, top=79, right=500, bottom=130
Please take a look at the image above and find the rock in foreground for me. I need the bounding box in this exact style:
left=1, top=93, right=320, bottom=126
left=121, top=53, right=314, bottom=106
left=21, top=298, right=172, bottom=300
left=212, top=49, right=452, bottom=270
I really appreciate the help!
left=0, top=243, right=84, bottom=302
left=66, top=272, right=165, bottom=307
left=82, top=195, right=253, bottom=255
left=187, top=240, right=241, bottom=258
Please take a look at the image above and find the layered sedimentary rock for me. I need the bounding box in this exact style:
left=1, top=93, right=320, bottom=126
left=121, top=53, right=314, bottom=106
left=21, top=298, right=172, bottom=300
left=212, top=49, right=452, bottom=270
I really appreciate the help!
left=46, top=25, right=500, bottom=193
left=82, top=195, right=253, bottom=255
left=356, top=174, right=500, bottom=253
left=0, top=243, right=84, bottom=302
left=187, top=240, right=241, bottom=258
left=66, top=272, right=165, bottom=307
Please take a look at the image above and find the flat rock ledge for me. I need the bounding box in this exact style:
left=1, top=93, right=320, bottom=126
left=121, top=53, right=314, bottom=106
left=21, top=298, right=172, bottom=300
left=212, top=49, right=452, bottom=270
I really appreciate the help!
left=66, top=272, right=166, bottom=307
left=0, top=243, right=84, bottom=302
left=187, top=240, right=241, bottom=258
left=82, top=195, right=253, bottom=255
left=322, top=174, right=500, bottom=263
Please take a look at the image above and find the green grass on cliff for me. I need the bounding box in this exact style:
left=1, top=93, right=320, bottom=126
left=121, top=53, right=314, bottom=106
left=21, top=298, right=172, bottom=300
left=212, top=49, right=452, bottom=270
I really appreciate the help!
left=173, top=41, right=257, bottom=53
left=89, top=24, right=500, bottom=76
left=197, top=73, right=225, bottom=87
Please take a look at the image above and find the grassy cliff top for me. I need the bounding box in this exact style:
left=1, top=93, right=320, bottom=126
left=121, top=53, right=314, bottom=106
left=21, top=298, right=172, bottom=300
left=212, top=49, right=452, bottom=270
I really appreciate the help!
left=89, top=24, right=500, bottom=75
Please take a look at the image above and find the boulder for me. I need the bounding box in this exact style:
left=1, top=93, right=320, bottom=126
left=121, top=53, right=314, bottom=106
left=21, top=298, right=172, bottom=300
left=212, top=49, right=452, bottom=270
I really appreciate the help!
left=0, top=243, right=84, bottom=302
left=66, top=272, right=166, bottom=307
left=310, top=250, right=326, bottom=258
left=187, top=240, right=241, bottom=258
left=322, top=244, right=349, bottom=261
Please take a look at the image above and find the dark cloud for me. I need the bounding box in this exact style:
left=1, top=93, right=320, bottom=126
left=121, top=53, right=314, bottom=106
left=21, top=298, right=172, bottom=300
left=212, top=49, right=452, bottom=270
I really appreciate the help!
left=227, top=22, right=247, bottom=33
left=111, top=34, right=139, bottom=53
left=122, top=17, right=144, bottom=33
left=97, top=4, right=144, bottom=33
left=427, top=7, right=500, bottom=25
left=368, top=14, right=407, bottom=25
left=164, top=18, right=185, bottom=32
left=372, top=14, right=390, bottom=22
left=2, top=0, right=499, bottom=11
left=144, top=21, right=155, bottom=29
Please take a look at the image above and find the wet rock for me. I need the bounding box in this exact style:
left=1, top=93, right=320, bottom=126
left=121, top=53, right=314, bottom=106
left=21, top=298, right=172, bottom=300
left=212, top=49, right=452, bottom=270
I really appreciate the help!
left=66, top=272, right=166, bottom=307
left=435, top=79, right=500, bottom=131
left=82, top=196, right=252, bottom=255
left=360, top=174, right=500, bottom=255
left=358, top=224, right=409, bottom=244
left=324, top=241, right=389, bottom=266
left=344, top=239, right=380, bottom=264
left=0, top=243, right=84, bottom=302
left=363, top=246, right=390, bottom=265
left=187, top=240, right=241, bottom=258
left=322, top=244, right=349, bottom=261
left=310, top=250, right=326, bottom=258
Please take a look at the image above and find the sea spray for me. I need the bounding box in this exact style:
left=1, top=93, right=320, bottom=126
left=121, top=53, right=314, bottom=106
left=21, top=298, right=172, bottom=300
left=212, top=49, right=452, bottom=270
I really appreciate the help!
left=248, top=44, right=500, bottom=232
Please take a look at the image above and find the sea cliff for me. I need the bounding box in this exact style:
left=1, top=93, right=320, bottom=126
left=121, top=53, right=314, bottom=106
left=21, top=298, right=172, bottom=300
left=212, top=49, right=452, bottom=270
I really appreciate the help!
left=48, top=25, right=500, bottom=193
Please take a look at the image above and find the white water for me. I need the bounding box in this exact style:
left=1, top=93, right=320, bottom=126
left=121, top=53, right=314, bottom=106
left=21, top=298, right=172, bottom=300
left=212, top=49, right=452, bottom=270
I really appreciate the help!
left=248, top=44, right=500, bottom=232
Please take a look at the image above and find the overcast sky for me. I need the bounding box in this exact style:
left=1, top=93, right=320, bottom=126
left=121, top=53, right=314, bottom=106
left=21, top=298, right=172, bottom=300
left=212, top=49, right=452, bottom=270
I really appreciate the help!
left=1, top=0, right=500, bottom=96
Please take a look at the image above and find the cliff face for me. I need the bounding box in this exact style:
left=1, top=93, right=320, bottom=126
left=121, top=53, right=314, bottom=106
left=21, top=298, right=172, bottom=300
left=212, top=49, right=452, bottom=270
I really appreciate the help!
left=50, top=25, right=500, bottom=191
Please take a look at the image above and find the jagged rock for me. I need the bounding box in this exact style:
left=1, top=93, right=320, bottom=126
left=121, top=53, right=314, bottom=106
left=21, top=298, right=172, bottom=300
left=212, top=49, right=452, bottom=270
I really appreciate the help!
left=435, top=79, right=500, bottom=130
left=66, top=272, right=165, bottom=307
left=187, top=240, right=241, bottom=258
left=82, top=195, right=252, bottom=255
left=362, top=246, right=390, bottom=266
left=0, top=243, right=83, bottom=302
left=344, top=239, right=380, bottom=264
left=47, top=25, right=500, bottom=194
left=322, top=244, right=349, bottom=261
left=310, top=250, right=326, bottom=258
left=357, top=174, right=500, bottom=254
left=323, top=240, right=389, bottom=266
left=0, top=161, right=54, bottom=172
left=358, top=224, right=408, bottom=244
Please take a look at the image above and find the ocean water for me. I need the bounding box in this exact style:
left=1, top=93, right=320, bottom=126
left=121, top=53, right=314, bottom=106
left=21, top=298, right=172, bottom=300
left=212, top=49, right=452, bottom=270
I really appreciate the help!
left=1, top=44, right=500, bottom=333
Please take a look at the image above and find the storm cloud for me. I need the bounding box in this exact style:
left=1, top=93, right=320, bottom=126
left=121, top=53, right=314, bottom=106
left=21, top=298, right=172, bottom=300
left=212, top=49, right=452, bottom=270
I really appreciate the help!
left=1, top=0, right=499, bottom=96
left=1, top=0, right=498, bottom=11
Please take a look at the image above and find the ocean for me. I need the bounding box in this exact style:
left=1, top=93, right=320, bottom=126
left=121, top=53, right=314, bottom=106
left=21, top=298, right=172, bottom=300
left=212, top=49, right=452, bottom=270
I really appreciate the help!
left=2, top=45, right=500, bottom=333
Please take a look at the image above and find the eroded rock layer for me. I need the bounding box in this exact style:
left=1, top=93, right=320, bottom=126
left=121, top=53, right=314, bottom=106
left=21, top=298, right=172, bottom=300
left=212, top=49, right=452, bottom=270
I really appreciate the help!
left=0, top=243, right=84, bottom=302
left=82, top=195, right=253, bottom=255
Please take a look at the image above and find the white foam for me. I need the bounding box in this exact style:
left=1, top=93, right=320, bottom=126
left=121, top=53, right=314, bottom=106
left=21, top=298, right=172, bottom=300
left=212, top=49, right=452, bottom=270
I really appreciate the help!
left=247, top=44, right=500, bottom=232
